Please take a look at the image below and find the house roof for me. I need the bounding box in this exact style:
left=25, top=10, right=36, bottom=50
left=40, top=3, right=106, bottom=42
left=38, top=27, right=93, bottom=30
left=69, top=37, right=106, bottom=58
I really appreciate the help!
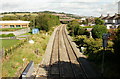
left=99, top=15, right=104, bottom=19
left=115, top=16, right=120, bottom=20
left=102, top=14, right=111, bottom=20
left=108, top=14, right=119, bottom=20
left=100, top=13, right=120, bottom=20
left=0, top=20, right=30, bottom=24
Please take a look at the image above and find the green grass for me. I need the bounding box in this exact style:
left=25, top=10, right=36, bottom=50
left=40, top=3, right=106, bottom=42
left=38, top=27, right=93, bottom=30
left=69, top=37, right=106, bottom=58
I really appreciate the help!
left=2, top=33, right=50, bottom=77
left=82, top=26, right=93, bottom=28
left=0, top=28, right=26, bottom=31
left=18, top=32, right=32, bottom=36
left=1, top=39, right=20, bottom=49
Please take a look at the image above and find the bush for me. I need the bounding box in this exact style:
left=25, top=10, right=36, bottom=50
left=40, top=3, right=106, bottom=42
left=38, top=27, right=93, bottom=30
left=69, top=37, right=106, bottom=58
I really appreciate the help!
left=0, top=34, right=7, bottom=37
left=7, top=33, right=15, bottom=37
left=91, top=25, right=107, bottom=39
left=0, top=33, right=15, bottom=37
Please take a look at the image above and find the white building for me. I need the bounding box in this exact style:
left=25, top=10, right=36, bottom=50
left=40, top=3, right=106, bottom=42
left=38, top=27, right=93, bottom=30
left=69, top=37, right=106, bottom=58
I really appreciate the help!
left=99, top=13, right=120, bottom=29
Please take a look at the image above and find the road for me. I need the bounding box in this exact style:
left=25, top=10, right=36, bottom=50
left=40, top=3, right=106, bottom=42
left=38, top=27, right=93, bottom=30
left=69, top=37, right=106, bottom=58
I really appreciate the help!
left=35, top=24, right=101, bottom=79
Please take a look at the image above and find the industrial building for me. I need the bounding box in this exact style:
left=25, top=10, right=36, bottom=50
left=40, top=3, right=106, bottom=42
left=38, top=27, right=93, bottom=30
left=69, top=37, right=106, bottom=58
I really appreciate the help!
left=0, top=21, right=30, bottom=28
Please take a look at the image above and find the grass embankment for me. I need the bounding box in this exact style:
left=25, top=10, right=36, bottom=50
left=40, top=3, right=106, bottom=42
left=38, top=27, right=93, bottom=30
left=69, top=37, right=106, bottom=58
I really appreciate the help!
left=2, top=31, right=51, bottom=77
left=1, top=39, right=19, bottom=49
left=0, top=28, right=26, bottom=31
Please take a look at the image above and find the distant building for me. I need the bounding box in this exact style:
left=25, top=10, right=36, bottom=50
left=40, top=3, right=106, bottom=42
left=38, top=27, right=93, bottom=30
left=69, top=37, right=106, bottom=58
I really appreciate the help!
left=99, top=13, right=120, bottom=29
left=0, top=21, right=30, bottom=28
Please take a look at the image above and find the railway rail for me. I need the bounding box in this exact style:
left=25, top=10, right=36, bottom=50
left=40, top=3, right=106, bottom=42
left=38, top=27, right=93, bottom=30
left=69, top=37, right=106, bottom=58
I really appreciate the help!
left=36, top=24, right=99, bottom=79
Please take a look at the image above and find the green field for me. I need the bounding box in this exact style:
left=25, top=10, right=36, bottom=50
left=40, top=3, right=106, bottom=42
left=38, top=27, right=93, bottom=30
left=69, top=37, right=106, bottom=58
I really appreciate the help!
left=2, top=33, right=51, bottom=77
left=1, top=39, right=20, bottom=49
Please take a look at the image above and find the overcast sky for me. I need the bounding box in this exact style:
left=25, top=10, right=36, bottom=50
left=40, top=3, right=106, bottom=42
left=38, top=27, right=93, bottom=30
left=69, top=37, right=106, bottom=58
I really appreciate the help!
left=0, top=0, right=120, bottom=16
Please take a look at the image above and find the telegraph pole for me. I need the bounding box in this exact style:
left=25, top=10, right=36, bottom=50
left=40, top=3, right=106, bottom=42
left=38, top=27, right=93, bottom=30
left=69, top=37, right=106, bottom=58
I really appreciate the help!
left=101, top=33, right=110, bottom=78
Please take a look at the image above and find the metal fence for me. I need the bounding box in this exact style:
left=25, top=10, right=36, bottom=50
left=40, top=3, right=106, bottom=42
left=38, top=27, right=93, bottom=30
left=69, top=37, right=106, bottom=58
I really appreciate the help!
left=19, top=61, right=34, bottom=79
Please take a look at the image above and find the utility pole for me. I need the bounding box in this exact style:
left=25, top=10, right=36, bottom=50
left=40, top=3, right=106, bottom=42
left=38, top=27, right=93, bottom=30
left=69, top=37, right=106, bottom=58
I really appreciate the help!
left=101, top=33, right=110, bottom=78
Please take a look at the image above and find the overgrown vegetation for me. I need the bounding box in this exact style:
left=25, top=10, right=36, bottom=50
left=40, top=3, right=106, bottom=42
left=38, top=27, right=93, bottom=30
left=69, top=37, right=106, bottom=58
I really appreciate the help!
left=2, top=31, right=51, bottom=77
left=67, top=20, right=90, bottom=36
left=67, top=19, right=120, bottom=78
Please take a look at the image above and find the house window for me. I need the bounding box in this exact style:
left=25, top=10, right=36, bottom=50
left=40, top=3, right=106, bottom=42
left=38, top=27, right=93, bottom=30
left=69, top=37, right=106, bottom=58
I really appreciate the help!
left=16, top=25, right=21, bottom=28
left=110, top=26, right=112, bottom=28
left=0, top=25, right=2, bottom=28
left=10, top=25, right=14, bottom=28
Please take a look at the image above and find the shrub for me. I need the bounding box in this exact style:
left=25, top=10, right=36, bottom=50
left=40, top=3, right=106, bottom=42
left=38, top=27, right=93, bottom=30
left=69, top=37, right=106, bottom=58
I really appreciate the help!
left=7, top=33, right=15, bottom=37
left=0, top=34, right=7, bottom=37
left=91, top=25, right=107, bottom=39
left=0, top=33, right=15, bottom=37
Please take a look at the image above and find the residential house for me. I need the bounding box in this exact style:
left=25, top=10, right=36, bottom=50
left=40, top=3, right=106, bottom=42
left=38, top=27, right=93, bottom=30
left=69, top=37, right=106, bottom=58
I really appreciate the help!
left=100, top=13, right=120, bottom=29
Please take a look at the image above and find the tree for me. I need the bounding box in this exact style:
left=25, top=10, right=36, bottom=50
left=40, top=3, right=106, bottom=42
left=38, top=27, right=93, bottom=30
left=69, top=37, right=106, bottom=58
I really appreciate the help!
left=91, top=25, right=107, bottom=38
left=67, top=20, right=80, bottom=36
left=74, top=26, right=86, bottom=36
left=95, top=18, right=104, bottom=25
left=35, top=14, right=60, bottom=32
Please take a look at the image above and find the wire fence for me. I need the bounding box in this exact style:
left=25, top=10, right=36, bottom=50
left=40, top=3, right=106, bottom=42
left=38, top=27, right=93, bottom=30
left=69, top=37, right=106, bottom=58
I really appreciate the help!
left=1, top=39, right=28, bottom=58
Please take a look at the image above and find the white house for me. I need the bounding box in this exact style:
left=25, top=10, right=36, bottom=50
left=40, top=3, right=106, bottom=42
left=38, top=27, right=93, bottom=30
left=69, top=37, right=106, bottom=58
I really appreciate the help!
left=99, top=13, right=120, bottom=29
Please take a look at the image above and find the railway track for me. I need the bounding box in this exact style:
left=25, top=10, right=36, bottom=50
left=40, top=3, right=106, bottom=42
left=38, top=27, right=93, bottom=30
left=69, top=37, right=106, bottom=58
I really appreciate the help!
left=36, top=24, right=90, bottom=79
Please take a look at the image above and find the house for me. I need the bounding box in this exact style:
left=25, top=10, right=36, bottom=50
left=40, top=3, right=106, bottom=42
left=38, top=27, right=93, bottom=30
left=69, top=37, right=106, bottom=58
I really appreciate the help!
left=0, top=20, right=30, bottom=28
left=99, top=13, right=120, bottom=29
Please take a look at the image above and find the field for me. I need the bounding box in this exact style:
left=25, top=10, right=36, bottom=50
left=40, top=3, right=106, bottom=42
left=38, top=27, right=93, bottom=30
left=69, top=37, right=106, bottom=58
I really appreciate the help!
left=2, top=32, right=51, bottom=77
left=1, top=39, right=20, bottom=49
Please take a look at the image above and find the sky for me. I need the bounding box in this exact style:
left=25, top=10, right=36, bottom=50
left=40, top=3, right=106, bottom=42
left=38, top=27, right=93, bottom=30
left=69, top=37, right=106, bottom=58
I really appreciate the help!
left=0, top=0, right=120, bottom=16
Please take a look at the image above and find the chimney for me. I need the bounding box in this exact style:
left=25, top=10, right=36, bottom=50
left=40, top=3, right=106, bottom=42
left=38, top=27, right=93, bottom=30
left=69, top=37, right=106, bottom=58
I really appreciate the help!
left=100, top=14, right=103, bottom=17
left=107, top=14, right=110, bottom=17
left=115, top=13, right=118, bottom=17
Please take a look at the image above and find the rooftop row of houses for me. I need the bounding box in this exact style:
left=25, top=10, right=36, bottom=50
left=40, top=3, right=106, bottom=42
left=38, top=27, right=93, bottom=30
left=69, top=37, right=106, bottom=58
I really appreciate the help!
left=99, top=13, right=120, bottom=29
